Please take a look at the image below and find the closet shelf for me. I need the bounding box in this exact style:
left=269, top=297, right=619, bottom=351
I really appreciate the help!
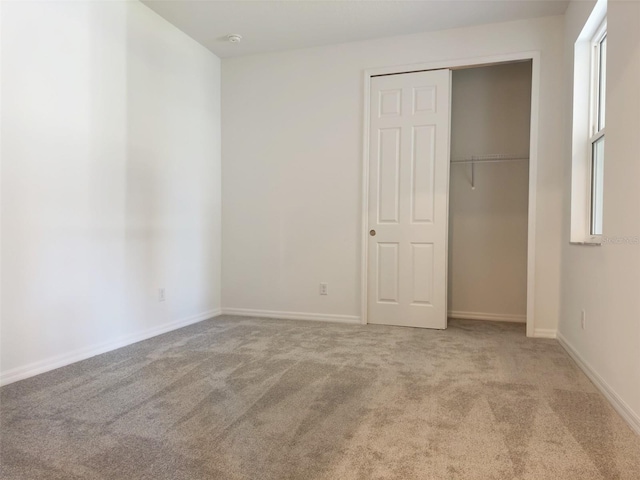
left=450, top=154, right=529, bottom=164
left=450, top=154, right=529, bottom=189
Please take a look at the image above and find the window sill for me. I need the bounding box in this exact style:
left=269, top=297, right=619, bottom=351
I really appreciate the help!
left=569, top=240, right=602, bottom=246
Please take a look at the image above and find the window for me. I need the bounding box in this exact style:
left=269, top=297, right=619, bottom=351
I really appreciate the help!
left=589, top=20, right=606, bottom=236
left=570, top=0, right=606, bottom=244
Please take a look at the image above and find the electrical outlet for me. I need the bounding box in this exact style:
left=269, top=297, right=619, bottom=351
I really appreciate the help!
left=581, top=310, right=586, bottom=329
left=159, top=288, right=166, bottom=302
left=319, top=283, right=328, bottom=295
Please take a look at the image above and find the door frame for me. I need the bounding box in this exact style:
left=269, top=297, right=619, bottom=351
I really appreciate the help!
left=360, top=51, right=540, bottom=337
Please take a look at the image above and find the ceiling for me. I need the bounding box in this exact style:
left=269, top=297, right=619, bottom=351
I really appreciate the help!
left=142, top=0, right=569, bottom=58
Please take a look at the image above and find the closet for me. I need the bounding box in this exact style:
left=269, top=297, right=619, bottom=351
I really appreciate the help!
left=448, top=61, right=532, bottom=325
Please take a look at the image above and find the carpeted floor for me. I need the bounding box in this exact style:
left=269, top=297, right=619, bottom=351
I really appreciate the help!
left=1, top=316, right=640, bottom=479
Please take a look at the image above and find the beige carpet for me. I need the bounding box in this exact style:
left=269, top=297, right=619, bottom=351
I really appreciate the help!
left=2, top=316, right=640, bottom=479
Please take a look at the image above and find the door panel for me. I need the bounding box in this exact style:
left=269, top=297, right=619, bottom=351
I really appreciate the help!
left=411, top=242, right=434, bottom=305
left=377, top=243, right=399, bottom=303
left=367, top=69, right=450, bottom=329
left=411, top=125, right=436, bottom=223
left=377, top=128, right=401, bottom=223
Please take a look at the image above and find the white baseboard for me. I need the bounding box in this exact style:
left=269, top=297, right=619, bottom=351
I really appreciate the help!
left=221, top=308, right=361, bottom=324
left=448, top=310, right=526, bottom=323
left=0, top=308, right=222, bottom=387
left=557, top=332, right=640, bottom=436
left=533, top=328, right=557, bottom=339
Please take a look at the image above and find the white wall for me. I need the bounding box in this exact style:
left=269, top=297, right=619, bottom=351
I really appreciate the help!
left=559, top=0, right=640, bottom=433
left=0, top=0, right=222, bottom=383
left=449, top=63, right=531, bottom=321
left=222, top=15, right=565, bottom=334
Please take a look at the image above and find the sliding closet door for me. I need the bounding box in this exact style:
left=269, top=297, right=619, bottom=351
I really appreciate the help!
left=367, top=69, right=451, bottom=329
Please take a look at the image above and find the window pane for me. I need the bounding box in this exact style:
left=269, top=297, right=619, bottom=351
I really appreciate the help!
left=591, top=136, right=605, bottom=235
left=598, top=35, right=607, bottom=131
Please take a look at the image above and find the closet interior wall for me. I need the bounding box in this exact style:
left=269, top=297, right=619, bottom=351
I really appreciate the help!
left=448, top=62, right=532, bottom=323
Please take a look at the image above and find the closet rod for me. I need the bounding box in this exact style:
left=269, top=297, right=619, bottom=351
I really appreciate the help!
left=450, top=155, right=529, bottom=189
left=450, top=155, right=529, bottom=164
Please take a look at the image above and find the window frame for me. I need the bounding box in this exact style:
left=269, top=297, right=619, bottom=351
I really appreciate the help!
left=588, top=19, right=607, bottom=239
left=570, top=0, right=607, bottom=245
left=590, top=20, right=607, bottom=137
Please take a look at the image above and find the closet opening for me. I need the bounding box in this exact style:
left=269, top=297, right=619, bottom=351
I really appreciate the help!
left=362, top=54, right=539, bottom=336
left=447, top=61, right=532, bottom=332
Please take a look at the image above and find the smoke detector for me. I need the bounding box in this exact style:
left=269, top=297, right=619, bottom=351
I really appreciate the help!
left=227, top=34, right=243, bottom=44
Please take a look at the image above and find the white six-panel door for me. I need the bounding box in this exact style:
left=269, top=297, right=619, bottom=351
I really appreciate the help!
left=367, top=69, right=451, bottom=329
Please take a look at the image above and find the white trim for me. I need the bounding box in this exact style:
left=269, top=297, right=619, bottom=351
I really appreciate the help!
left=533, top=328, right=557, bottom=339
left=444, top=70, right=453, bottom=330
left=360, top=68, right=371, bottom=326
left=526, top=53, right=540, bottom=338
left=0, top=308, right=222, bottom=386
left=364, top=52, right=541, bottom=78
left=557, top=332, right=640, bottom=436
left=361, top=51, right=541, bottom=338
left=221, top=308, right=360, bottom=325
left=448, top=311, right=526, bottom=323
